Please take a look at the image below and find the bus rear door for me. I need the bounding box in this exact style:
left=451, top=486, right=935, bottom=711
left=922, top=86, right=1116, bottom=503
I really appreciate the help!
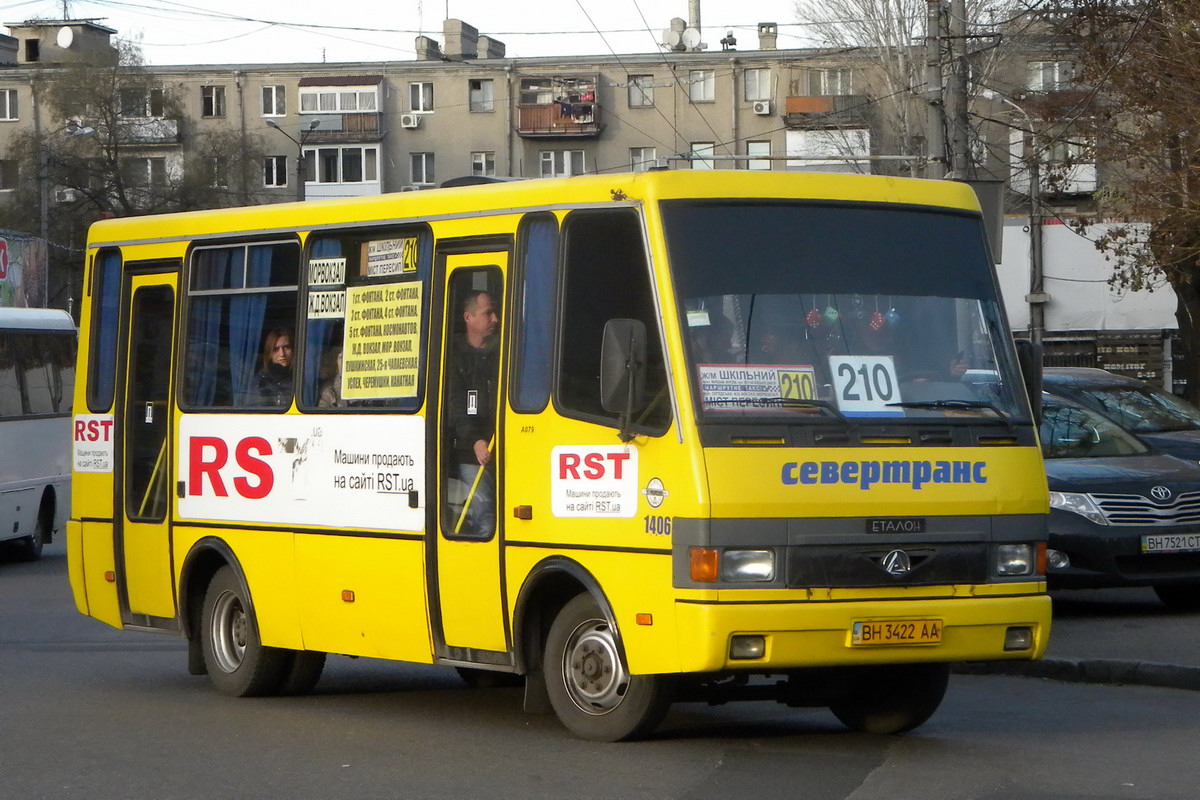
left=116, top=268, right=178, bottom=624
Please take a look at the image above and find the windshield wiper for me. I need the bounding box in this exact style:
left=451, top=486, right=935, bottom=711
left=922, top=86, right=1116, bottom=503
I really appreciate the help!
left=707, top=396, right=849, bottom=423
left=887, top=399, right=1014, bottom=429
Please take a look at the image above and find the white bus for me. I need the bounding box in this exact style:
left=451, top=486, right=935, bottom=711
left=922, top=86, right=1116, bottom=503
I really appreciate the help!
left=0, top=307, right=75, bottom=560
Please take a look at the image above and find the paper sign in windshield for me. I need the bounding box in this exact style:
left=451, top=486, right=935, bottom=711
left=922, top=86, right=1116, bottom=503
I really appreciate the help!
left=342, top=281, right=422, bottom=399
left=698, top=364, right=818, bottom=411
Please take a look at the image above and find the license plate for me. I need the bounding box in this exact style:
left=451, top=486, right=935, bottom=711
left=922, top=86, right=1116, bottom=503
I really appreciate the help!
left=1141, top=533, right=1200, bottom=554
left=851, top=619, right=943, bottom=646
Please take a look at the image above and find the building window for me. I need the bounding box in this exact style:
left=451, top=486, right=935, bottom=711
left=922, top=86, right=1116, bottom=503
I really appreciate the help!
left=539, top=150, right=585, bottom=178
left=689, top=70, right=715, bottom=103
left=0, top=89, right=18, bottom=121
left=744, top=69, right=771, bottom=102
left=628, top=75, right=654, bottom=108
left=469, top=79, right=494, bottom=112
left=299, top=87, right=378, bottom=113
left=1028, top=61, right=1076, bottom=92
left=409, top=82, right=434, bottom=113
left=119, top=88, right=164, bottom=118
left=411, top=152, right=435, bottom=185
left=471, top=151, right=495, bottom=177
left=0, top=159, right=17, bottom=189
left=264, top=155, right=287, bottom=187
left=303, top=146, right=379, bottom=184
left=747, top=140, right=771, bottom=170
left=630, top=147, right=657, bottom=172
left=793, top=68, right=852, bottom=96
left=690, top=142, right=715, bottom=170
left=202, top=85, right=226, bottom=118
left=785, top=128, right=871, bottom=173
left=121, top=157, right=167, bottom=187
left=262, top=85, right=286, bottom=116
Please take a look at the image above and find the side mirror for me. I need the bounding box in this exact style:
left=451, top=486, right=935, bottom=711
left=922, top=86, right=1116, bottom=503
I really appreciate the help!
left=1015, top=339, right=1043, bottom=424
left=600, top=319, right=647, bottom=440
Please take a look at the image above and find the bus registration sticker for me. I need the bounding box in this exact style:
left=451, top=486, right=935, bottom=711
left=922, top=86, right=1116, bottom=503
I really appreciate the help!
left=851, top=619, right=943, bottom=647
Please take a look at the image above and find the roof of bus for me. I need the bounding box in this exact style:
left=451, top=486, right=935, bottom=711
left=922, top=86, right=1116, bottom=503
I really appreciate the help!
left=85, top=170, right=983, bottom=247
left=0, top=306, right=76, bottom=331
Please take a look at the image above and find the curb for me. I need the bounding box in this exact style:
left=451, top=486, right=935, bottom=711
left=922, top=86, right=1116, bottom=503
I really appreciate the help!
left=954, top=658, right=1200, bottom=691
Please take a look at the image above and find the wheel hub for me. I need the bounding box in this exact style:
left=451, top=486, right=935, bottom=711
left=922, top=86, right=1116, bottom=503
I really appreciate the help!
left=564, top=620, right=629, bottom=715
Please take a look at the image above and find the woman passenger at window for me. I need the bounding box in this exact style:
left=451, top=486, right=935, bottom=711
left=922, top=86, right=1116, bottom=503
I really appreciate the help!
left=256, top=327, right=294, bottom=407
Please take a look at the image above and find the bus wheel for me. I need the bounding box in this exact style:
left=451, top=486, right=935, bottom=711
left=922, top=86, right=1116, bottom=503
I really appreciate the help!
left=543, top=593, right=671, bottom=742
left=13, top=504, right=50, bottom=562
left=1154, top=583, right=1200, bottom=612
left=200, top=566, right=288, bottom=697
left=279, top=651, right=327, bottom=695
left=828, top=663, right=950, bottom=734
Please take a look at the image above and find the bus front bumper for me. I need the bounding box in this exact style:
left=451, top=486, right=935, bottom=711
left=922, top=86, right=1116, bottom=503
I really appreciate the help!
left=672, top=591, right=1051, bottom=674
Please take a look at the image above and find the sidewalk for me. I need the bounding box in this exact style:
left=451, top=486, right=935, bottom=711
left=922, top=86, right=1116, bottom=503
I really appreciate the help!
left=959, top=587, right=1200, bottom=690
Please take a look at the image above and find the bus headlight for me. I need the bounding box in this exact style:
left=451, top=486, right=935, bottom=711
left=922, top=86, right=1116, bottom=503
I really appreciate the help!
left=720, top=549, right=775, bottom=582
left=995, top=544, right=1035, bottom=576
left=1049, top=492, right=1108, bottom=526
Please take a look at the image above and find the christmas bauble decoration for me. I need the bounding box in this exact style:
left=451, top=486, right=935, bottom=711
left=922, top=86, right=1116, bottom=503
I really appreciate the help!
left=823, top=306, right=840, bottom=325
left=869, top=311, right=885, bottom=331
left=805, top=309, right=822, bottom=328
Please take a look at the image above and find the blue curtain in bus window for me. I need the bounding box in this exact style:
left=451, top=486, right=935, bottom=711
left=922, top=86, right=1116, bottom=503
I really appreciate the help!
left=229, top=246, right=272, bottom=404
left=186, top=248, right=238, bottom=406
left=513, top=214, right=558, bottom=412
left=89, top=250, right=123, bottom=410
left=303, top=238, right=345, bottom=407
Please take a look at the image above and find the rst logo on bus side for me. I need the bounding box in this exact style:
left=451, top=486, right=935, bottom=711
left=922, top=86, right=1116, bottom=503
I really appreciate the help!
left=188, top=436, right=274, bottom=499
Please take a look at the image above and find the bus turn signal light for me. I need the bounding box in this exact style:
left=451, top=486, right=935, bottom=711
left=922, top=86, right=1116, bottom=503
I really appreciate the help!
left=690, top=547, right=719, bottom=583
left=342, top=590, right=355, bottom=603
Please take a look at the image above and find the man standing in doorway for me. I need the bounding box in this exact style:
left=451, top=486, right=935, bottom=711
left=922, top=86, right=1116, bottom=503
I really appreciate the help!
left=449, top=290, right=499, bottom=536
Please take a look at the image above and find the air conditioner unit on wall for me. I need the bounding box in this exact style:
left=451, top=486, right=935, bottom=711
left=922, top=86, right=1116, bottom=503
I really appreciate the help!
left=752, top=100, right=773, bottom=116
left=400, top=113, right=422, bottom=129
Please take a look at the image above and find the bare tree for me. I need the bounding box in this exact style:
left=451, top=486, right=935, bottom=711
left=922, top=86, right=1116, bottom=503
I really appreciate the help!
left=1042, top=0, right=1200, bottom=399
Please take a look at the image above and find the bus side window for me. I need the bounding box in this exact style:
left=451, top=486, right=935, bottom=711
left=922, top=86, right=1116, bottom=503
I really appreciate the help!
left=0, top=334, right=22, bottom=417
left=511, top=213, right=558, bottom=413
left=557, top=209, right=670, bottom=433
left=183, top=241, right=299, bottom=409
left=87, top=249, right=122, bottom=412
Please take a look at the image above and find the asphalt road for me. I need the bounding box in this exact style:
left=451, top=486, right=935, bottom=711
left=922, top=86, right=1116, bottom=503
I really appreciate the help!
left=4, top=542, right=1200, bottom=800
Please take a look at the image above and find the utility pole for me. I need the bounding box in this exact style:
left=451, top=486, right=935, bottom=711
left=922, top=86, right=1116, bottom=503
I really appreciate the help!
left=924, top=0, right=947, bottom=179
left=946, top=0, right=970, bottom=177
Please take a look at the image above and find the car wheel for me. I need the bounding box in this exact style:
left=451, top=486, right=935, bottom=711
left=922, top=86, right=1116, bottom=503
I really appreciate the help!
left=200, top=566, right=289, bottom=697
left=828, top=663, right=951, bottom=734
left=543, top=593, right=671, bottom=741
left=1153, top=583, right=1200, bottom=612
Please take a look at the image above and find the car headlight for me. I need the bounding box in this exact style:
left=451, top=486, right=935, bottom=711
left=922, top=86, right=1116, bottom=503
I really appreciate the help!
left=720, top=549, right=776, bottom=582
left=996, top=544, right=1035, bottom=576
left=1048, top=491, right=1108, bottom=526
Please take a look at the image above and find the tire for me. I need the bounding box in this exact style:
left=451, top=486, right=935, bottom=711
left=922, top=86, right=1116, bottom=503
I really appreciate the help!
left=12, top=504, right=49, bottom=562
left=1153, top=583, right=1200, bottom=612
left=278, top=651, right=327, bottom=695
left=828, top=663, right=951, bottom=735
left=455, top=666, right=524, bottom=689
left=199, top=566, right=289, bottom=697
left=543, top=593, right=671, bottom=742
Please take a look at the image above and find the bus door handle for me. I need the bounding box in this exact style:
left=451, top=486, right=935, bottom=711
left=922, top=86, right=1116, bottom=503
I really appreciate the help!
left=177, top=480, right=186, bottom=499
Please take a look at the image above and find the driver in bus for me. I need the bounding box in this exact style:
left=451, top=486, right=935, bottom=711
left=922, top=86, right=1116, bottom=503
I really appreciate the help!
left=448, top=290, right=500, bottom=537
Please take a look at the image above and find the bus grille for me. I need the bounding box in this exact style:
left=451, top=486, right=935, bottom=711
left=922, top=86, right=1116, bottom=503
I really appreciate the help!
left=1091, top=490, right=1200, bottom=526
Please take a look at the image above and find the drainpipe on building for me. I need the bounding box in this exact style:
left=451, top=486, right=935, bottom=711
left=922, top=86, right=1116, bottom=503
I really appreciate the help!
left=730, top=58, right=739, bottom=169
left=505, top=64, right=514, bottom=177
left=234, top=70, right=247, bottom=203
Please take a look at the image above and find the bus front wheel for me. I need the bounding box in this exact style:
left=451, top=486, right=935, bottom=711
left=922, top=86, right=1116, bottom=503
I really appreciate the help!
left=543, top=593, right=671, bottom=742
left=827, top=663, right=951, bottom=734
left=200, top=566, right=289, bottom=697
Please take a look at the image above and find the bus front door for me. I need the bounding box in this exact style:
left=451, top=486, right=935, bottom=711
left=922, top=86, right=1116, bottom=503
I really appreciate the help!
left=432, top=252, right=510, bottom=663
left=116, top=274, right=177, bottom=624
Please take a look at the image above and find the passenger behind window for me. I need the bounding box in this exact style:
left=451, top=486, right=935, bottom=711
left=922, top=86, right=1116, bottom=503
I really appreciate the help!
left=318, top=347, right=347, bottom=408
left=256, top=327, right=294, bottom=407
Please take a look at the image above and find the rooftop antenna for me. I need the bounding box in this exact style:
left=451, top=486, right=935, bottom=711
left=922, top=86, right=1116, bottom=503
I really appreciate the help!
left=61, top=0, right=71, bottom=18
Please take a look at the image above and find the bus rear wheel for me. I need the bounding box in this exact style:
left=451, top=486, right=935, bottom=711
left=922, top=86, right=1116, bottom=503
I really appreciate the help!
left=828, top=663, right=950, bottom=734
left=543, top=593, right=671, bottom=742
left=200, top=566, right=289, bottom=697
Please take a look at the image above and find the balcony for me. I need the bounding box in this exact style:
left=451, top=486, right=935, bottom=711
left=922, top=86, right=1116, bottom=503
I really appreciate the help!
left=516, top=103, right=601, bottom=138
left=119, top=118, right=180, bottom=145
left=784, top=95, right=869, bottom=128
left=300, top=112, right=385, bottom=143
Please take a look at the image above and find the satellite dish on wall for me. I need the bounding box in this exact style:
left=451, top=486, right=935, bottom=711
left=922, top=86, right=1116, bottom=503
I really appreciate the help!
left=56, top=26, right=74, bottom=49
left=661, top=28, right=682, bottom=50
left=681, top=27, right=702, bottom=50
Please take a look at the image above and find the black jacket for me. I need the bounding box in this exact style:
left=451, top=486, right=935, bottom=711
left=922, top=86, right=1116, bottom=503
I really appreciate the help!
left=448, top=335, right=498, bottom=464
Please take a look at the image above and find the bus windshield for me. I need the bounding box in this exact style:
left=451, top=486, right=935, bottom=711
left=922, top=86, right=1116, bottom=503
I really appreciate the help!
left=662, top=200, right=1029, bottom=423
